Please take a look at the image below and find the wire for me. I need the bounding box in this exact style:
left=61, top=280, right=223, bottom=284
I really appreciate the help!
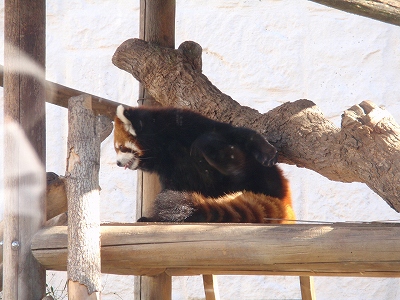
left=263, top=218, right=400, bottom=224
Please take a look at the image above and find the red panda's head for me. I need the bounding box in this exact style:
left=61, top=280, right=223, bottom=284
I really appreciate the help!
left=114, top=105, right=143, bottom=170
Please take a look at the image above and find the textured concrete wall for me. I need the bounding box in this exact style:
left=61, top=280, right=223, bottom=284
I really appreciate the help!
left=1, top=1, right=400, bottom=299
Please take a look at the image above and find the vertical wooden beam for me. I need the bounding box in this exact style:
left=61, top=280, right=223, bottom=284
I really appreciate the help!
left=135, top=0, right=175, bottom=299
left=203, top=275, right=220, bottom=300
left=3, top=0, right=46, bottom=299
left=139, top=272, right=172, bottom=300
left=300, top=276, right=317, bottom=300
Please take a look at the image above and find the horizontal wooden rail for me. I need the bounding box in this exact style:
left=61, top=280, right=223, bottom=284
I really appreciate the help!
left=32, top=223, right=400, bottom=277
left=0, top=64, right=120, bottom=119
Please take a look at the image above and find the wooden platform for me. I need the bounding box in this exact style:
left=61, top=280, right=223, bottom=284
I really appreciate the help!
left=32, top=222, right=400, bottom=277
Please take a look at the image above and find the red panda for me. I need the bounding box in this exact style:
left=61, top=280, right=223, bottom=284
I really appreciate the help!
left=114, top=105, right=294, bottom=223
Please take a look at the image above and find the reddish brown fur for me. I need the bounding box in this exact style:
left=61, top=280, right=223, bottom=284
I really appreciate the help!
left=114, top=117, right=144, bottom=155
left=190, top=177, right=294, bottom=224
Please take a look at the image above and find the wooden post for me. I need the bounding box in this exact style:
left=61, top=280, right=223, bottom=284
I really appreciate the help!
left=66, top=95, right=102, bottom=299
left=203, top=275, right=220, bottom=300
left=300, top=276, right=316, bottom=300
left=136, top=0, right=175, bottom=217
left=3, top=0, right=46, bottom=298
left=135, top=0, right=176, bottom=299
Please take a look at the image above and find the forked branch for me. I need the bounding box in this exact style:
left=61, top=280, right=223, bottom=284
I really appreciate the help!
left=112, top=38, right=400, bottom=211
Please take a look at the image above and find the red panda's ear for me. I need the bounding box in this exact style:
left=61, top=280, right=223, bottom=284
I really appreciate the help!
left=116, top=105, right=136, bottom=136
left=116, top=105, right=131, bottom=126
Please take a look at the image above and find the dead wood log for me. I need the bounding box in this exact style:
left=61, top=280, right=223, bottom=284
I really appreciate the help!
left=112, top=38, right=400, bottom=211
left=66, top=95, right=101, bottom=298
left=45, top=115, right=111, bottom=221
left=45, top=213, right=68, bottom=227
left=46, top=172, right=68, bottom=221
left=309, top=0, right=400, bottom=27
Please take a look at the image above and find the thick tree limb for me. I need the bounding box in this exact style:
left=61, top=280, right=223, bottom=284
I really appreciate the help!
left=309, top=0, right=400, bottom=27
left=112, top=38, right=400, bottom=211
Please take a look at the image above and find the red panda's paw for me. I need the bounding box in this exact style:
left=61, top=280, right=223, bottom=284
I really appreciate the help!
left=247, top=133, right=278, bottom=167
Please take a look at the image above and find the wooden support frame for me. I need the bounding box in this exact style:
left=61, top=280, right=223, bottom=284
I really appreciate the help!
left=300, top=276, right=316, bottom=300
left=135, top=1, right=176, bottom=299
left=2, top=1, right=400, bottom=299
left=3, top=0, right=46, bottom=298
left=0, top=64, right=120, bottom=120
left=203, top=275, right=220, bottom=300
left=32, top=223, right=400, bottom=277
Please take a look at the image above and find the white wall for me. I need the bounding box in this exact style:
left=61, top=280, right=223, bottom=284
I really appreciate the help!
left=1, top=1, right=400, bottom=299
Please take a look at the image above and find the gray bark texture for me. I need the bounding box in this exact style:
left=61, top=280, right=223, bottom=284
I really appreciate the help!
left=112, top=38, right=400, bottom=211
left=309, top=0, right=400, bottom=27
left=65, top=95, right=102, bottom=296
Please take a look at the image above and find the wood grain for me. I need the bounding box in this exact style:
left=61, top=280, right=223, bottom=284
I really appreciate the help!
left=32, top=223, right=400, bottom=277
left=3, top=0, right=46, bottom=298
left=203, top=275, right=220, bottom=300
left=310, top=0, right=400, bottom=26
left=0, top=64, right=119, bottom=120
left=135, top=1, right=176, bottom=299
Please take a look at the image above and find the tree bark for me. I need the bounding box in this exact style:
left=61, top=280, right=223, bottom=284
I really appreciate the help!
left=309, top=0, right=400, bottom=27
left=66, top=95, right=101, bottom=298
left=112, top=38, right=400, bottom=211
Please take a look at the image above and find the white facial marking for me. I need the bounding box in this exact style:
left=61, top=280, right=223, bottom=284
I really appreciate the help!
left=115, top=140, right=142, bottom=170
left=116, top=151, right=139, bottom=170
left=125, top=141, right=141, bottom=153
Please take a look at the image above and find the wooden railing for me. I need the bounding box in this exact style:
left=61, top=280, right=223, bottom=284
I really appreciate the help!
left=0, top=64, right=119, bottom=119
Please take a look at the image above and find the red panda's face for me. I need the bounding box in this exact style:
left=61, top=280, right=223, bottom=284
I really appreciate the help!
left=114, top=105, right=143, bottom=170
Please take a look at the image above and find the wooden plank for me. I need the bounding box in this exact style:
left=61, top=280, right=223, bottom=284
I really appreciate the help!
left=300, top=276, right=316, bottom=300
left=3, top=0, right=46, bottom=298
left=136, top=0, right=176, bottom=299
left=66, top=95, right=101, bottom=298
left=46, top=81, right=119, bottom=119
left=309, top=0, right=400, bottom=27
left=0, top=64, right=119, bottom=119
left=32, top=223, right=400, bottom=277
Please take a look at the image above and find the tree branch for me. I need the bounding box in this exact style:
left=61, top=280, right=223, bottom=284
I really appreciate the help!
left=112, top=38, right=400, bottom=211
left=309, top=0, right=400, bottom=27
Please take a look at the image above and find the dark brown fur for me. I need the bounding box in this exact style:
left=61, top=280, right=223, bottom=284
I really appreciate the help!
left=114, top=105, right=295, bottom=223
